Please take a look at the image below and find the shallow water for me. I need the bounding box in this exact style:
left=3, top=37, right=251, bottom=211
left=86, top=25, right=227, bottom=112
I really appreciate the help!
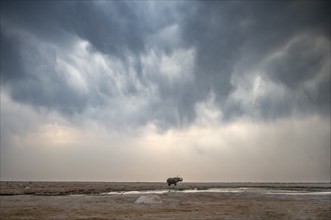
left=103, top=187, right=331, bottom=196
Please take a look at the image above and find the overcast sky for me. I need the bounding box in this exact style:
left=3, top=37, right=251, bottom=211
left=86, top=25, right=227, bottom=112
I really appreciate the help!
left=1, top=1, right=330, bottom=182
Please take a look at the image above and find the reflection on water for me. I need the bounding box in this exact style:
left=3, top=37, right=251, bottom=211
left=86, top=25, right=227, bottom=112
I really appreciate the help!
left=103, top=187, right=331, bottom=196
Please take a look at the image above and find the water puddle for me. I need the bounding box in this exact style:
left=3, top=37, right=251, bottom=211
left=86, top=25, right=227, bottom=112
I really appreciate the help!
left=104, top=190, right=169, bottom=195
left=265, top=191, right=331, bottom=195
left=103, top=187, right=331, bottom=196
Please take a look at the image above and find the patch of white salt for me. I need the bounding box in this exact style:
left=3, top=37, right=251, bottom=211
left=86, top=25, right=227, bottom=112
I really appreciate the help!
left=135, top=194, right=162, bottom=204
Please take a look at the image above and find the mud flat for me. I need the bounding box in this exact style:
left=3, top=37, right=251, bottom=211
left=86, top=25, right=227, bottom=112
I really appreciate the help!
left=1, top=182, right=330, bottom=219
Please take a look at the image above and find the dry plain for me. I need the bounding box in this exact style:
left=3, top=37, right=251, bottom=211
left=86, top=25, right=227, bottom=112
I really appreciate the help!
left=1, top=182, right=330, bottom=219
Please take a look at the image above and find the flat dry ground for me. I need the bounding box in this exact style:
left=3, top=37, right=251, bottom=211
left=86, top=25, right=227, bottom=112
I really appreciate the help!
left=1, top=182, right=330, bottom=219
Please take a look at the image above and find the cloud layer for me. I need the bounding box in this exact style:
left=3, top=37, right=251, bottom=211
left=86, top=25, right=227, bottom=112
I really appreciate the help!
left=1, top=1, right=330, bottom=181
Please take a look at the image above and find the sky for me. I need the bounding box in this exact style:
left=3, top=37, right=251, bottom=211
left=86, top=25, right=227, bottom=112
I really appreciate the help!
left=1, top=1, right=330, bottom=182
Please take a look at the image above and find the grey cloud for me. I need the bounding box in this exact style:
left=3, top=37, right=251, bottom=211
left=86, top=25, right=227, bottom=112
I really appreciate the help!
left=265, top=36, right=329, bottom=88
left=262, top=35, right=330, bottom=117
left=1, top=1, right=330, bottom=130
left=1, top=1, right=86, bottom=115
left=67, top=1, right=184, bottom=61
left=1, top=29, right=24, bottom=82
left=69, top=2, right=144, bottom=58
left=179, top=1, right=330, bottom=121
left=1, top=1, right=184, bottom=123
left=1, top=1, right=74, bottom=45
left=1, top=30, right=87, bottom=116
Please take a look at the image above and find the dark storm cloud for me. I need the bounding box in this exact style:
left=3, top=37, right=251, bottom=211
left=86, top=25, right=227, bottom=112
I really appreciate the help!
left=69, top=2, right=145, bottom=58
left=266, top=37, right=327, bottom=88
left=262, top=34, right=330, bottom=116
left=179, top=1, right=330, bottom=121
left=1, top=1, right=145, bottom=118
left=1, top=1, right=180, bottom=119
left=0, top=1, right=74, bottom=45
left=1, top=1, right=84, bottom=116
left=1, top=1, right=330, bottom=129
left=1, top=27, right=86, bottom=115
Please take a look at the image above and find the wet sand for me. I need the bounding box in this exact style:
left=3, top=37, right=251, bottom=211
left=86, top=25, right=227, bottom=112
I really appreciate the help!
left=1, top=182, right=330, bottom=219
